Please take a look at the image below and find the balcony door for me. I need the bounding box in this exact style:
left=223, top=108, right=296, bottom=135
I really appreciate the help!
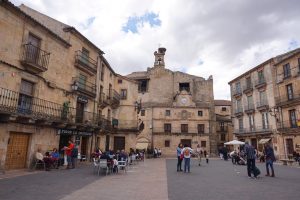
left=78, top=74, right=87, bottom=90
left=18, top=80, right=34, bottom=114
left=81, top=48, right=89, bottom=65
left=76, top=101, right=84, bottom=123
left=289, top=109, right=297, bottom=128
left=27, top=33, right=41, bottom=64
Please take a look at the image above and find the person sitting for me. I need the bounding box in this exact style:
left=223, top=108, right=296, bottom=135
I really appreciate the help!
left=36, top=149, right=52, bottom=171
left=118, top=150, right=128, bottom=161
left=50, top=148, right=60, bottom=168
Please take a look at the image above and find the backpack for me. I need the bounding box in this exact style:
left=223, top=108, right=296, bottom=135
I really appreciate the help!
left=184, top=148, right=190, bottom=156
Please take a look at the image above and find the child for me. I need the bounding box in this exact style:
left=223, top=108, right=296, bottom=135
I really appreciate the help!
left=206, top=154, right=209, bottom=164
left=112, top=156, right=118, bottom=173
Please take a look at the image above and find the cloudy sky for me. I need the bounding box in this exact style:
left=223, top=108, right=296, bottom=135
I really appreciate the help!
left=11, top=0, right=300, bottom=99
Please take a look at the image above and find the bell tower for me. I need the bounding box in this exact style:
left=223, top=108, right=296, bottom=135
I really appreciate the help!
left=154, top=47, right=166, bottom=67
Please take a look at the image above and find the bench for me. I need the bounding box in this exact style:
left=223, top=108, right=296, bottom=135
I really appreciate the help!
left=280, top=159, right=294, bottom=166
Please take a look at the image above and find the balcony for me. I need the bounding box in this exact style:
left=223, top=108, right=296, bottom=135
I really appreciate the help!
left=72, top=77, right=96, bottom=98
left=98, top=92, right=109, bottom=108
left=74, top=50, right=97, bottom=75
left=152, top=127, right=208, bottom=136
left=278, top=120, right=300, bottom=134
left=242, top=83, right=253, bottom=94
left=234, top=107, right=243, bottom=117
left=21, top=43, right=50, bottom=74
left=275, top=91, right=300, bottom=108
left=254, top=77, right=266, bottom=89
left=111, top=119, right=139, bottom=133
left=234, top=125, right=272, bottom=136
left=107, top=89, right=121, bottom=109
left=216, top=126, right=229, bottom=132
left=244, top=103, right=255, bottom=114
left=232, top=89, right=242, bottom=98
left=98, top=117, right=112, bottom=132
left=256, top=99, right=269, bottom=111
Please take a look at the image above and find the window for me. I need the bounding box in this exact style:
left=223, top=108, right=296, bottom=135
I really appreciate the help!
left=248, top=114, right=255, bottom=131
left=220, top=122, right=225, bottom=131
left=165, top=140, right=170, bottom=147
left=201, top=141, right=206, bottom=148
left=108, top=84, right=112, bottom=99
left=198, top=124, right=205, bottom=134
left=246, top=77, right=252, bottom=88
left=100, top=64, right=104, bottom=81
left=298, top=58, right=300, bottom=72
left=283, top=63, right=291, bottom=78
left=100, top=85, right=104, bottom=101
left=18, top=80, right=34, bottom=114
left=235, top=82, right=241, bottom=93
left=181, top=124, right=188, bottom=133
left=286, top=84, right=294, bottom=100
left=179, top=83, right=190, bottom=92
left=141, top=109, right=145, bottom=116
left=238, top=118, right=243, bottom=131
left=259, top=91, right=266, bottom=105
left=289, top=109, right=297, bottom=128
left=82, top=47, right=89, bottom=62
left=78, top=74, right=87, bottom=89
left=198, top=110, right=203, bottom=116
left=110, top=72, right=112, bottom=77
left=236, top=99, right=242, bottom=112
left=221, top=134, right=226, bottom=141
left=165, top=110, right=171, bottom=116
left=164, top=123, right=171, bottom=133
left=221, top=107, right=227, bottom=111
left=118, top=79, right=122, bottom=84
left=138, top=79, right=148, bottom=93
left=262, top=112, right=269, bottom=129
left=258, top=70, right=265, bottom=83
left=107, top=109, right=111, bottom=120
left=247, top=95, right=253, bottom=109
left=120, top=89, right=127, bottom=100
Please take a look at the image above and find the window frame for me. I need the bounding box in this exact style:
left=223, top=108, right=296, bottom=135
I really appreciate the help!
left=181, top=124, right=188, bottom=133
left=164, top=123, right=172, bottom=133
left=165, top=110, right=171, bottom=116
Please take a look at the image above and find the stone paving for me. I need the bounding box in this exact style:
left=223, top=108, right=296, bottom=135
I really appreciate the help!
left=0, top=158, right=299, bottom=200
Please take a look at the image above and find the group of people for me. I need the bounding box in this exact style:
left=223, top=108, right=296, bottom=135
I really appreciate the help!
left=176, top=143, right=209, bottom=173
left=35, top=140, right=78, bottom=171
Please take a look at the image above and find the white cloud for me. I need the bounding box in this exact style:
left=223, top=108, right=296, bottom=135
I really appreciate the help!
left=10, top=0, right=300, bottom=100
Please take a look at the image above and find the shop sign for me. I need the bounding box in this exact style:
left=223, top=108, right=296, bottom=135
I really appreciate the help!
left=296, top=144, right=300, bottom=149
left=77, top=95, right=88, bottom=104
left=57, top=129, right=92, bottom=136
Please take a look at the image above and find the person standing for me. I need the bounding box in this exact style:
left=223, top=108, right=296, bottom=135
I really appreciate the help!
left=244, top=141, right=257, bottom=178
left=64, top=140, right=74, bottom=169
left=176, top=143, right=183, bottom=171
left=264, top=143, right=275, bottom=177
left=196, top=144, right=202, bottom=166
left=181, top=144, right=193, bottom=173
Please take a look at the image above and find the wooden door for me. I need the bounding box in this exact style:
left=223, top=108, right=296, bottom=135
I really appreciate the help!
left=81, top=136, right=88, bottom=156
left=286, top=139, right=294, bottom=155
left=5, top=133, right=30, bottom=170
left=114, top=136, right=125, bottom=151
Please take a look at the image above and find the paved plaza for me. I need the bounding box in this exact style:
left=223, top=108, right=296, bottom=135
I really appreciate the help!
left=0, top=159, right=299, bottom=200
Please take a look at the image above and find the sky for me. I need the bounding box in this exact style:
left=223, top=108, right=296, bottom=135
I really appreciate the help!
left=11, top=0, right=300, bottom=100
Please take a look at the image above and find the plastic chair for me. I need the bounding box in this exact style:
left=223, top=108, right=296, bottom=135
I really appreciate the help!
left=98, top=159, right=109, bottom=176
left=35, top=159, right=46, bottom=170
left=118, top=159, right=127, bottom=173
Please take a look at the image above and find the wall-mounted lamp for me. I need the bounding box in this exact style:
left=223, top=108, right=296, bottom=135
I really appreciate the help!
left=71, top=81, right=79, bottom=91
left=269, top=106, right=280, bottom=122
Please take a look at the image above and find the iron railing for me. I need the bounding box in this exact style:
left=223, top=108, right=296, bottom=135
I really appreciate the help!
left=244, top=103, right=255, bottom=112
left=278, top=120, right=299, bottom=130
left=152, top=127, right=209, bottom=134
left=254, top=77, right=266, bottom=87
left=256, top=99, right=269, bottom=108
left=242, top=82, right=253, bottom=93
left=72, top=77, right=96, bottom=97
left=22, top=43, right=50, bottom=71
left=275, top=90, right=300, bottom=106
left=234, top=107, right=243, bottom=114
left=74, top=50, right=97, bottom=73
left=234, top=125, right=272, bottom=134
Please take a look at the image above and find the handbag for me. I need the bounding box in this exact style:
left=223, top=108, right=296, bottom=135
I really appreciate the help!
left=180, top=154, right=184, bottom=160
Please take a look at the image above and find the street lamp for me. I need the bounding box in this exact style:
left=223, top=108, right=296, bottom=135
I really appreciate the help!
left=71, top=81, right=79, bottom=91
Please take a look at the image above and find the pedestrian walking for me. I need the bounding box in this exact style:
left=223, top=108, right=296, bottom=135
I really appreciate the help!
left=206, top=153, right=209, bottom=164
left=264, top=143, right=275, bottom=177
left=176, top=143, right=183, bottom=171
left=64, top=140, right=74, bottom=169
left=244, top=141, right=259, bottom=178
left=181, top=144, right=193, bottom=173
left=196, top=144, right=202, bottom=166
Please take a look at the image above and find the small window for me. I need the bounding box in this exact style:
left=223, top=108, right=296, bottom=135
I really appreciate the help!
left=165, top=110, right=171, bottom=116
left=198, top=124, right=205, bottom=134
left=120, top=89, right=127, bottom=100
left=181, top=124, right=188, bottom=133
left=110, top=72, right=112, bottom=77
left=138, top=79, right=148, bottom=93
left=198, top=111, right=203, bottom=116
left=118, top=79, right=122, bottom=84
left=221, top=107, right=227, bottom=111
left=201, top=141, right=206, bottom=147
left=221, top=134, right=226, bottom=141
left=286, top=84, right=294, bottom=100
left=179, top=82, right=190, bottom=92
left=141, top=109, right=145, bottom=116
left=164, top=123, right=171, bottom=133
left=283, top=63, right=291, bottom=78
left=165, top=140, right=170, bottom=147
left=101, top=64, right=105, bottom=81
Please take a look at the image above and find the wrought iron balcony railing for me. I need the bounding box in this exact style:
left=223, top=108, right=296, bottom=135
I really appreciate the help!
left=72, top=77, right=96, bottom=97
left=21, top=43, right=50, bottom=73
left=74, top=50, right=97, bottom=75
left=234, top=125, right=272, bottom=134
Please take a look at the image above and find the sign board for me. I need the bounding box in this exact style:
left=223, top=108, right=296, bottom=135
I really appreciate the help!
left=296, top=144, right=300, bottom=149
left=77, top=95, right=88, bottom=104
left=57, top=129, right=92, bottom=136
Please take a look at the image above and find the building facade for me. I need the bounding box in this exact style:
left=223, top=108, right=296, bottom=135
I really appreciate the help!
left=127, top=48, right=217, bottom=155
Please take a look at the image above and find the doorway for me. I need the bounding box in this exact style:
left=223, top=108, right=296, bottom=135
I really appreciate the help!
left=286, top=138, right=294, bottom=155
left=5, top=133, right=30, bottom=170
left=181, top=139, right=192, bottom=147
left=114, top=136, right=125, bottom=151
left=81, top=136, right=88, bottom=156
left=105, top=135, right=110, bottom=151
left=76, top=101, right=84, bottom=123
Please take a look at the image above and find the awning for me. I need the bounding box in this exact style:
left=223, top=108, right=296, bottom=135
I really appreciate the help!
left=136, top=142, right=148, bottom=150
left=258, top=138, right=271, bottom=144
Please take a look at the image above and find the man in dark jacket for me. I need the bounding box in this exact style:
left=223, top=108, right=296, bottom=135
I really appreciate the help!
left=264, top=143, right=275, bottom=177
left=244, top=141, right=257, bottom=178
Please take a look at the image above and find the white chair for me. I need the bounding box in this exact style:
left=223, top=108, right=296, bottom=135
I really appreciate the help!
left=131, top=155, right=137, bottom=165
left=118, top=159, right=127, bottom=173
left=92, top=158, right=99, bottom=174
left=98, top=159, right=109, bottom=176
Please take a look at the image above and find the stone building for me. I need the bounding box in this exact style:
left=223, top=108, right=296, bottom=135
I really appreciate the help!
left=229, top=48, right=300, bottom=158
left=127, top=47, right=217, bottom=156
left=273, top=49, right=300, bottom=158
left=0, top=1, right=139, bottom=170
left=214, top=100, right=233, bottom=148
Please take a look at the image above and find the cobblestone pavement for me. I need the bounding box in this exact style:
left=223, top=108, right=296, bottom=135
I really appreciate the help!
left=0, top=159, right=299, bottom=200
left=166, top=159, right=300, bottom=200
